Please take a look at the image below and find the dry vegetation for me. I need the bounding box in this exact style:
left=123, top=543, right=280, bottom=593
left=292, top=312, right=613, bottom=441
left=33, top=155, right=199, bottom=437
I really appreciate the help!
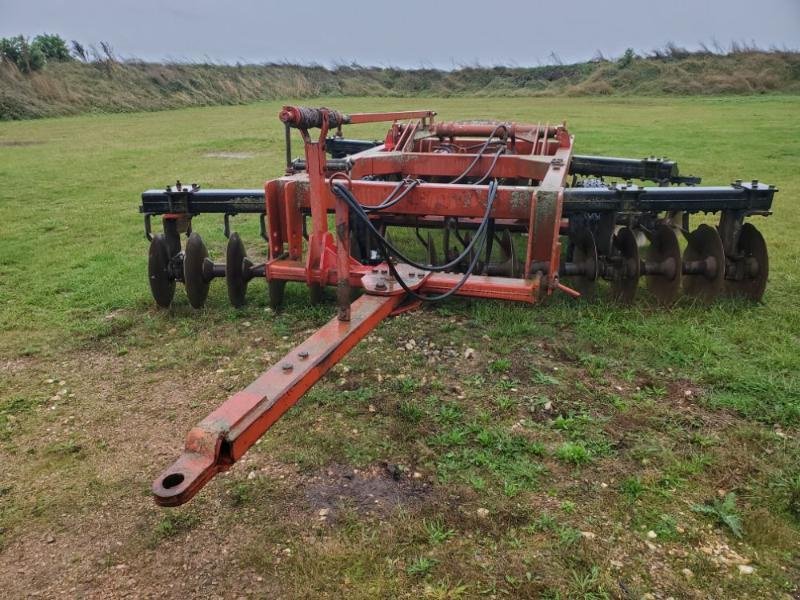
left=1, top=48, right=799, bottom=120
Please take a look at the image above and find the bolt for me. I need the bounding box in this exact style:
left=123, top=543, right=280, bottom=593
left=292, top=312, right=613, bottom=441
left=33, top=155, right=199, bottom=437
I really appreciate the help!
left=298, top=351, right=309, bottom=360
left=282, top=363, right=293, bottom=372
left=371, top=268, right=378, bottom=274
left=751, top=179, right=759, bottom=187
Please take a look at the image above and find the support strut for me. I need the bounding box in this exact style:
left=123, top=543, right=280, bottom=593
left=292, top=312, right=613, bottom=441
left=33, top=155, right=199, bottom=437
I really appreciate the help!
left=152, top=292, right=403, bottom=506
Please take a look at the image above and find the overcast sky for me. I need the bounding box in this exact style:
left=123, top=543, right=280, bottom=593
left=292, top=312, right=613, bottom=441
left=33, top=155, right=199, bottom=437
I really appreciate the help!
left=1, top=0, right=798, bottom=68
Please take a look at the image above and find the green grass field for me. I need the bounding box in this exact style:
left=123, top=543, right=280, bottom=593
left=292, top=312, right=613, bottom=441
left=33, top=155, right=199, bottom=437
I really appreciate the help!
left=1, top=96, right=799, bottom=598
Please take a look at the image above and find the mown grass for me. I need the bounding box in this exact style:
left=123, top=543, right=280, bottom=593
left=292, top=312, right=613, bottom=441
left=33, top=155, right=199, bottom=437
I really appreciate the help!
left=1, top=95, right=799, bottom=597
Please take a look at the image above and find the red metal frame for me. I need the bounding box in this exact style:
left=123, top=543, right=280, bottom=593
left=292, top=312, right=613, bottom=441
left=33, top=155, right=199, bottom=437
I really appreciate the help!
left=153, top=107, right=574, bottom=505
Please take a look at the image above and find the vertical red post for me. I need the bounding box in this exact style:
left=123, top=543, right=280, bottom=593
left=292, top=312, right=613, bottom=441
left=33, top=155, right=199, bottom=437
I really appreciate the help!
left=335, top=192, right=351, bottom=321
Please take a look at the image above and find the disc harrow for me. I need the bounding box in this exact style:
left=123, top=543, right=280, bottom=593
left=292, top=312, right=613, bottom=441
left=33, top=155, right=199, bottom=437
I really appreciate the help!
left=139, top=107, right=775, bottom=506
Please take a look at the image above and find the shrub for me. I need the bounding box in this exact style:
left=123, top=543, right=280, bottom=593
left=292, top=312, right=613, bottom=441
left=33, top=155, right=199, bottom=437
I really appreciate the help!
left=0, top=35, right=45, bottom=72
left=32, top=34, right=72, bottom=62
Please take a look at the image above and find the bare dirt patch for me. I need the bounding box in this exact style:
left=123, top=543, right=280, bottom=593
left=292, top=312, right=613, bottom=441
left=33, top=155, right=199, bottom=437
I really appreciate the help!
left=304, top=462, right=431, bottom=521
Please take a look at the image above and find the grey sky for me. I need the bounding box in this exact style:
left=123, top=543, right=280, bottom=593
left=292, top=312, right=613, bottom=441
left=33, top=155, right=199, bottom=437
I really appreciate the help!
left=1, top=0, right=798, bottom=68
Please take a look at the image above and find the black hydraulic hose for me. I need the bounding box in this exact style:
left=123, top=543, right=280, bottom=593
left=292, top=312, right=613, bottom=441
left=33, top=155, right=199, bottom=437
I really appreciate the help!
left=449, top=125, right=507, bottom=184
left=473, top=147, right=505, bottom=185
left=362, top=178, right=420, bottom=213
left=332, top=180, right=498, bottom=302
left=379, top=219, right=490, bottom=302
left=333, top=180, right=497, bottom=273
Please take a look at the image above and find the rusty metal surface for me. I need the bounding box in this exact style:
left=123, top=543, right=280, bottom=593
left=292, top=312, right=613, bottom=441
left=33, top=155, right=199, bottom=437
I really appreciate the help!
left=152, top=293, right=402, bottom=506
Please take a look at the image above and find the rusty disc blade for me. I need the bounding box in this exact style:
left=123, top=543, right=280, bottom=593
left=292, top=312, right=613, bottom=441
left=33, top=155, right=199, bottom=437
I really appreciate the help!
left=225, top=232, right=248, bottom=308
left=646, top=224, right=682, bottom=305
left=683, top=224, right=725, bottom=302
left=184, top=232, right=210, bottom=309
left=725, top=222, right=768, bottom=301
left=610, top=227, right=640, bottom=304
left=570, top=228, right=598, bottom=299
left=148, top=233, right=175, bottom=308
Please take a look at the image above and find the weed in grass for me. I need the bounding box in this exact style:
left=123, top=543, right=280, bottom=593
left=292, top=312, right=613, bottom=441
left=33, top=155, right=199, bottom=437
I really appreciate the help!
left=503, top=480, right=521, bottom=498
left=0, top=395, right=43, bottom=441
left=398, top=400, right=424, bottom=423
left=692, top=492, right=743, bottom=538
left=151, top=511, right=200, bottom=545
left=652, top=513, right=679, bottom=540
left=423, top=519, right=455, bottom=545
left=528, top=513, right=558, bottom=533
left=689, top=432, right=718, bottom=447
left=556, top=441, right=591, bottom=465
left=422, top=581, right=470, bottom=599
left=531, top=369, right=560, bottom=385
left=497, top=379, right=519, bottom=392
left=395, top=377, right=418, bottom=395
left=557, top=526, right=582, bottom=547
left=228, top=482, right=251, bottom=507
left=488, top=359, right=511, bottom=374
left=429, top=427, right=469, bottom=447
left=467, top=475, right=486, bottom=491
left=620, top=476, right=645, bottom=502
left=465, top=374, right=485, bottom=389
left=770, top=472, right=800, bottom=518
left=407, top=556, right=437, bottom=577
left=44, top=439, right=84, bottom=458
left=494, top=395, right=515, bottom=411
left=436, top=404, right=463, bottom=424
left=560, top=500, right=576, bottom=514
left=566, top=565, right=610, bottom=600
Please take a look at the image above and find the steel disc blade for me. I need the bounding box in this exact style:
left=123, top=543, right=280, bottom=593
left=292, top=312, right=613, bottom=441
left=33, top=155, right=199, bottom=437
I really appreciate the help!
left=646, top=224, right=682, bottom=305
left=498, top=229, right=513, bottom=261
left=683, top=224, right=725, bottom=302
left=148, top=233, right=175, bottom=308
left=502, top=230, right=519, bottom=277
left=426, top=232, right=438, bottom=266
left=570, top=229, right=598, bottom=299
left=610, top=227, right=640, bottom=304
left=225, top=232, right=248, bottom=308
left=184, top=232, right=210, bottom=308
left=725, top=222, right=768, bottom=301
